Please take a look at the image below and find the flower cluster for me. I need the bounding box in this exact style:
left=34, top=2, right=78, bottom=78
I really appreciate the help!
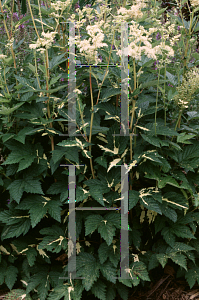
left=29, top=31, right=57, bottom=53
left=115, top=0, right=147, bottom=23
left=74, top=21, right=108, bottom=64
left=116, top=21, right=158, bottom=60
left=174, top=67, right=199, bottom=110
left=0, top=54, right=7, bottom=59
left=51, top=0, right=71, bottom=11
left=190, top=0, right=199, bottom=7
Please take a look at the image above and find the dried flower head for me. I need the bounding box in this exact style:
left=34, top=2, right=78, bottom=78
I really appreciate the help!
left=29, top=31, right=57, bottom=51
left=174, top=67, right=199, bottom=110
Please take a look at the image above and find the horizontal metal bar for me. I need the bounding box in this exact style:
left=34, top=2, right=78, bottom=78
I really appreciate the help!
left=75, top=207, right=121, bottom=210
left=59, top=164, right=85, bottom=166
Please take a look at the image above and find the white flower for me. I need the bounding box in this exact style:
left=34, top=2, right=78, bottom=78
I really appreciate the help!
left=0, top=54, right=7, bottom=59
left=73, top=88, right=82, bottom=95
left=85, top=241, right=91, bottom=247
left=190, top=0, right=199, bottom=6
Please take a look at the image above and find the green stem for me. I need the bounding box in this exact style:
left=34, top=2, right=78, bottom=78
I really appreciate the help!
left=3, top=66, right=9, bottom=95
left=155, top=68, right=160, bottom=136
left=163, top=63, right=167, bottom=126
left=89, top=66, right=95, bottom=179
left=95, top=29, right=116, bottom=105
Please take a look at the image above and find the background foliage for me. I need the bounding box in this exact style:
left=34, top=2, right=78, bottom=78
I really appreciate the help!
left=0, top=0, right=199, bottom=299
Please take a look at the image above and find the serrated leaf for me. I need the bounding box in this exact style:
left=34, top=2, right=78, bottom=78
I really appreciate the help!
left=99, top=261, right=116, bottom=284
left=76, top=252, right=100, bottom=291
left=129, top=190, right=139, bottom=210
left=106, top=285, right=116, bottom=300
left=148, top=253, right=159, bottom=271
left=171, top=224, right=196, bottom=239
left=5, top=266, right=18, bottom=290
left=185, top=269, right=197, bottom=289
left=161, top=203, right=177, bottom=222
left=131, top=261, right=150, bottom=281
left=0, top=102, right=24, bottom=115
left=101, top=88, right=121, bottom=101
left=168, top=252, right=187, bottom=271
left=161, top=227, right=175, bottom=247
left=139, top=196, right=162, bottom=215
left=1, top=219, right=31, bottom=240
left=116, top=282, right=129, bottom=300
left=91, top=279, right=106, bottom=300
left=156, top=253, right=168, bottom=268
left=171, top=242, right=195, bottom=252
left=98, top=221, right=116, bottom=246
left=98, top=242, right=109, bottom=264
left=94, top=156, right=107, bottom=168
left=140, top=133, right=161, bottom=147
left=26, top=247, right=37, bottom=267
left=46, top=200, right=62, bottom=223
left=85, top=214, right=103, bottom=236
left=158, top=176, right=180, bottom=189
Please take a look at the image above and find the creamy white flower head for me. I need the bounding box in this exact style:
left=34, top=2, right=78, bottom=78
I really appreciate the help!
left=0, top=54, right=7, bottom=59
left=29, top=43, right=39, bottom=49
left=190, top=0, right=199, bottom=6
left=51, top=0, right=71, bottom=11
left=36, top=48, right=46, bottom=54
left=73, top=88, right=82, bottom=95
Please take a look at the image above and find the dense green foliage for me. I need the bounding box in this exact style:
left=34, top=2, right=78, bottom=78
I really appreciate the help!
left=1, top=0, right=199, bottom=299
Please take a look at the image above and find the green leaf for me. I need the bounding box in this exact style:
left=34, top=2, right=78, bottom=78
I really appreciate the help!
left=101, top=88, right=121, bottom=101
left=49, top=52, right=68, bottom=70
left=129, top=190, right=139, bottom=210
left=85, top=214, right=103, bottom=236
left=52, top=146, right=79, bottom=164
left=139, top=196, right=162, bottom=215
left=168, top=252, right=187, bottom=271
left=161, top=227, right=175, bottom=247
left=158, top=176, right=180, bottom=189
left=177, top=132, right=196, bottom=144
left=7, top=179, right=24, bottom=203
left=116, top=282, right=129, bottom=300
left=156, top=253, right=168, bottom=268
left=99, top=261, right=116, bottom=284
left=46, top=200, right=62, bottom=223
left=49, top=74, right=62, bottom=87
left=1, top=219, right=31, bottom=240
left=94, top=156, right=107, bottom=168
left=98, top=242, right=109, bottom=264
left=185, top=268, right=197, bottom=289
left=26, top=247, right=37, bottom=267
left=91, top=279, right=106, bottom=300
left=106, top=285, right=116, bottom=300
left=160, top=202, right=177, bottom=223
left=170, top=242, right=195, bottom=252
left=140, top=133, right=161, bottom=147
left=131, top=261, right=150, bottom=281
left=5, top=265, right=18, bottom=290
left=84, top=179, right=110, bottom=206
left=47, top=284, right=69, bottom=300
left=0, top=102, right=24, bottom=115
left=98, top=221, right=116, bottom=246
left=171, top=224, right=196, bottom=239
left=148, top=254, right=160, bottom=271
left=140, top=79, right=167, bottom=89
left=76, top=252, right=100, bottom=291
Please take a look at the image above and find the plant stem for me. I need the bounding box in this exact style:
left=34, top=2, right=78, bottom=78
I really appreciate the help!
left=3, top=66, right=10, bottom=95
left=155, top=68, right=160, bottom=136
left=89, top=66, right=95, bottom=179
left=95, top=29, right=116, bottom=105
left=44, top=50, right=55, bottom=152
left=163, top=63, right=167, bottom=126
left=27, top=0, right=41, bottom=40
